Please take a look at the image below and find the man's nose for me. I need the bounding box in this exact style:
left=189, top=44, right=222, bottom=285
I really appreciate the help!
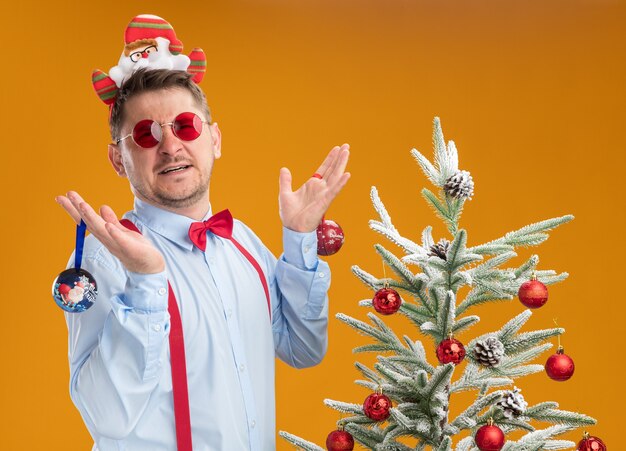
left=158, top=125, right=183, bottom=155
left=141, top=51, right=149, bottom=58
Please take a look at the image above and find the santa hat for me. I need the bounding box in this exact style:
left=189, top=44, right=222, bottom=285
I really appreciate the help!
left=124, top=14, right=183, bottom=55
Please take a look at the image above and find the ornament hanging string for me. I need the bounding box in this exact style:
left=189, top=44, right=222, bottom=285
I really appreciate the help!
left=74, top=220, right=87, bottom=271
left=553, top=318, right=561, bottom=349
left=382, top=261, right=389, bottom=289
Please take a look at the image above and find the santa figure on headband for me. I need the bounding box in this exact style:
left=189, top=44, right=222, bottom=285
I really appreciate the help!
left=92, top=14, right=206, bottom=104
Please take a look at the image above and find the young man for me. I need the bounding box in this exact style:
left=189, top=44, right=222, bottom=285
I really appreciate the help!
left=57, top=68, right=350, bottom=450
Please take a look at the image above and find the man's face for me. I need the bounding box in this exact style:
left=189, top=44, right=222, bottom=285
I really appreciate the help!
left=108, top=88, right=221, bottom=210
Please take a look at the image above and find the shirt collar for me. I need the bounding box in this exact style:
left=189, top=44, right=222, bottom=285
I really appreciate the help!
left=131, top=197, right=213, bottom=251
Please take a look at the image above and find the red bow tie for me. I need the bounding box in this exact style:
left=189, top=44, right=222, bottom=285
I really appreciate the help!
left=188, top=209, right=233, bottom=251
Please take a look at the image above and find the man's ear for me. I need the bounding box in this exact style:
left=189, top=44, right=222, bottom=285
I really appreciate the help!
left=108, top=143, right=127, bottom=177
left=210, top=122, right=222, bottom=159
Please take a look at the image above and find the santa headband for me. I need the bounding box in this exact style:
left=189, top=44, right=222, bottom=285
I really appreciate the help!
left=92, top=14, right=206, bottom=106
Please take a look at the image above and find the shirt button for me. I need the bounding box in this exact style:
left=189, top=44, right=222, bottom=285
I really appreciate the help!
left=250, top=420, right=256, bottom=428
left=239, top=364, right=245, bottom=372
left=304, top=246, right=310, bottom=253
left=153, top=324, right=161, bottom=332
left=158, top=287, right=166, bottom=296
left=226, top=308, right=233, bottom=318
left=318, top=272, right=325, bottom=278
left=209, top=258, right=216, bottom=265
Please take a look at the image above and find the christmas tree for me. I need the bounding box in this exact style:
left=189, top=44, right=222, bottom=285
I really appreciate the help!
left=280, top=118, right=604, bottom=451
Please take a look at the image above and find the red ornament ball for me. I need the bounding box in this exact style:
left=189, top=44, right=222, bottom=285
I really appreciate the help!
left=326, top=429, right=354, bottom=451
left=518, top=278, right=548, bottom=308
left=475, top=424, right=506, bottom=451
left=372, top=288, right=402, bottom=315
left=363, top=392, right=392, bottom=421
left=317, top=219, right=345, bottom=256
left=545, top=346, right=575, bottom=381
left=436, top=337, right=466, bottom=365
left=577, top=434, right=607, bottom=451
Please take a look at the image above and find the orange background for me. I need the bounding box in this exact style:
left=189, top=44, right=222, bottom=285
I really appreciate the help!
left=1, top=0, right=624, bottom=449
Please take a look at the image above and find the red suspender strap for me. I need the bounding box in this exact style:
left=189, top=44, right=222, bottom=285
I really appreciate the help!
left=229, top=237, right=271, bottom=319
left=165, top=279, right=193, bottom=451
left=119, top=219, right=193, bottom=451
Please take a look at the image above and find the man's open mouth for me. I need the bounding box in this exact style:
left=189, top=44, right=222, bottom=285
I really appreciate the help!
left=160, top=165, right=191, bottom=174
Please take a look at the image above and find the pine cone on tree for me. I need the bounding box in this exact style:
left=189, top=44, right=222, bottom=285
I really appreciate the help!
left=473, top=335, right=505, bottom=367
left=498, top=387, right=528, bottom=419
left=444, top=170, right=474, bottom=200
left=428, top=238, right=450, bottom=260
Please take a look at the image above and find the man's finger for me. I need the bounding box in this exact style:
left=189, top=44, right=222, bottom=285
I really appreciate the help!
left=105, top=222, right=137, bottom=248
left=327, top=146, right=350, bottom=186
left=66, top=191, right=92, bottom=221
left=56, top=195, right=83, bottom=225
left=100, top=205, right=119, bottom=223
left=105, top=223, right=165, bottom=273
left=325, top=145, right=348, bottom=180
left=100, top=205, right=128, bottom=233
left=78, top=202, right=114, bottom=239
left=313, top=146, right=340, bottom=179
left=279, top=167, right=293, bottom=194
left=327, top=172, right=351, bottom=199
left=104, top=223, right=143, bottom=263
left=66, top=192, right=118, bottom=251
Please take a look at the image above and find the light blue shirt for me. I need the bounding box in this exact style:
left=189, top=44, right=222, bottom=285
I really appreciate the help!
left=65, top=198, right=331, bottom=450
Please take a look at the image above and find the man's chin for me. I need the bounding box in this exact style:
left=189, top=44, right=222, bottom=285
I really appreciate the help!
left=130, top=175, right=210, bottom=210
left=153, top=189, right=207, bottom=208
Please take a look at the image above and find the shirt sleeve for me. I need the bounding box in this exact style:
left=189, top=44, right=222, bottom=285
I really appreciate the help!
left=270, top=226, right=331, bottom=368
left=65, top=239, right=171, bottom=440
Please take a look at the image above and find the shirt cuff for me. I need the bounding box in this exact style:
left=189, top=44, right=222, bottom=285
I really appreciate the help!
left=282, top=226, right=318, bottom=270
left=122, top=270, right=169, bottom=312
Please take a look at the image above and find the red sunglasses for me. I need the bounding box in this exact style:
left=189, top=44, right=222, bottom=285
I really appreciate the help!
left=116, top=112, right=209, bottom=148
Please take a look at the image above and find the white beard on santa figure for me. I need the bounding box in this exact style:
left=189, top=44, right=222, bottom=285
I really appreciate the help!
left=108, top=37, right=192, bottom=87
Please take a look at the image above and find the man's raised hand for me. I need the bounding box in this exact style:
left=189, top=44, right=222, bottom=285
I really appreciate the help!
left=56, top=191, right=165, bottom=274
left=278, top=144, right=351, bottom=233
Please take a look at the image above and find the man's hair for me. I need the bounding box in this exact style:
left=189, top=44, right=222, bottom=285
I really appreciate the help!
left=109, top=68, right=212, bottom=141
